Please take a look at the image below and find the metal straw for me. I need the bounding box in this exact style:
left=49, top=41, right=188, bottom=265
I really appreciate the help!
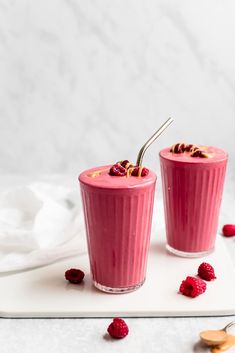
left=136, top=117, right=174, bottom=166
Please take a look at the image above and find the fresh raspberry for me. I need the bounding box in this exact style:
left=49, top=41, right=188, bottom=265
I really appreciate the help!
left=222, top=224, right=235, bottom=237
left=184, top=144, right=194, bottom=152
left=131, top=167, right=139, bottom=176
left=189, top=145, right=199, bottom=152
left=109, top=164, right=127, bottom=176
left=190, top=148, right=209, bottom=158
left=65, top=268, right=85, bottom=284
left=141, top=167, right=149, bottom=176
left=120, top=160, right=130, bottom=168
left=107, top=318, right=129, bottom=339
left=179, top=276, right=206, bottom=298
left=131, top=166, right=149, bottom=177
left=170, top=143, right=185, bottom=154
left=198, top=262, right=216, bottom=281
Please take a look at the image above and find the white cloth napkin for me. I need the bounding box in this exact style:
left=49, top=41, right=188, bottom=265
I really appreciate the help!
left=0, top=182, right=86, bottom=273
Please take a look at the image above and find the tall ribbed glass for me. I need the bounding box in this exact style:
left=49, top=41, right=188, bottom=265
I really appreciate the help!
left=79, top=165, right=156, bottom=293
left=160, top=146, right=228, bottom=257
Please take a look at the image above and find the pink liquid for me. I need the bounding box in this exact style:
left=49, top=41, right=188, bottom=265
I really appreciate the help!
left=79, top=166, right=156, bottom=292
left=160, top=146, right=228, bottom=256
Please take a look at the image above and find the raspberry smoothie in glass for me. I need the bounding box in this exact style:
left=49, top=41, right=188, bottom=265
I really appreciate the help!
left=160, top=143, right=228, bottom=257
left=79, top=162, right=156, bottom=293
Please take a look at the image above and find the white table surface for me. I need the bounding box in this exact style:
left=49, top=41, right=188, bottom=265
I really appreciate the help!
left=0, top=175, right=234, bottom=353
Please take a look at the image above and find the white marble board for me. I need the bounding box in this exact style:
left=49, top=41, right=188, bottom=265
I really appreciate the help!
left=0, top=234, right=235, bottom=318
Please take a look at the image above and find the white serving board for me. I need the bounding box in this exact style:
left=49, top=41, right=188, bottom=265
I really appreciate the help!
left=0, top=233, right=235, bottom=318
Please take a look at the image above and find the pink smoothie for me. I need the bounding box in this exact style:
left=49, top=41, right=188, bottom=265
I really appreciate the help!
left=160, top=145, right=228, bottom=256
left=79, top=165, right=156, bottom=293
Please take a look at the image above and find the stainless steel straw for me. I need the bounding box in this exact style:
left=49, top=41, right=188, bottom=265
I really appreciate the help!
left=136, top=117, right=174, bottom=166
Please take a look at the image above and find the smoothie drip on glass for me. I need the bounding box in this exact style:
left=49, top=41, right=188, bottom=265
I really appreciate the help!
left=79, top=164, right=156, bottom=293
left=160, top=143, right=228, bottom=257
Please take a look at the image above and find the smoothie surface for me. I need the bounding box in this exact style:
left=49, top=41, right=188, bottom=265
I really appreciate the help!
left=160, top=145, right=227, bottom=164
left=79, top=165, right=156, bottom=189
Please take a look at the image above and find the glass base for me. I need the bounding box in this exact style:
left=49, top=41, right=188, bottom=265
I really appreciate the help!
left=166, top=244, right=214, bottom=258
left=93, top=279, right=145, bottom=294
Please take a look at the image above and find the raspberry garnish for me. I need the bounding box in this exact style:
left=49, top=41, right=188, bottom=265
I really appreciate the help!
left=198, top=262, right=216, bottom=281
left=184, top=144, right=194, bottom=152
left=131, top=166, right=149, bottom=177
left=140, top=167, right=149, bottom=176
left=170, top=143, right=185, bottom=154
left=107, top=318, right=129, bottom=339
left=222, top=224, right=235, bottom=237
left=188, top=145, right=199, bottom=153
left=120, top=160, right=130, bottom=168
left=170, top=143, right=210, bottom=158
left=190, top=149, right=208, bottom=158
left=179, top=276, right=206, bottom=298
left=109, top=164, right=127, bottom=176
left=109, top=161, right=149, bottom=177
left=65, top=268, right=85, bottom=284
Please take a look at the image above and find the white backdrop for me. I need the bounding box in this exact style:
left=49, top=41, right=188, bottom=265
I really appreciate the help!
left=0, top=0, right=234, bottom=181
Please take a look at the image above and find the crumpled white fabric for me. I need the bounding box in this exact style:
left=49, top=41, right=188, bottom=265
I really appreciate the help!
left=0, top=182, right=86, bottom=273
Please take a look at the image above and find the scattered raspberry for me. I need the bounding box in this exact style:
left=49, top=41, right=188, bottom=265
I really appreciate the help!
left=222, top=224, right=235, bottom=237
left=198, top=262, right=216, bottom=281
left=65, top=268, right=85, bottom=284
left=179, top=276, right=206, bottom=298
left=109, top=164, right=127, bottom=176
left=131, top=166, right=149, bottom=177
left=107, top=318, right=129, bottom=339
